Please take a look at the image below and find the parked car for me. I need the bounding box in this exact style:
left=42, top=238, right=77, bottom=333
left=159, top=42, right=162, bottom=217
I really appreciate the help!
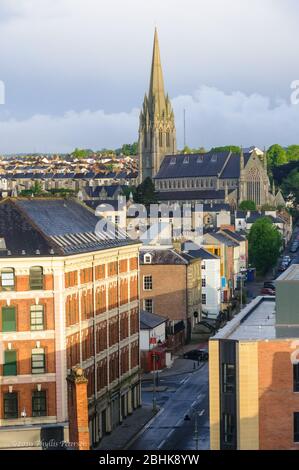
left=282, top=255, right=291, bottom=264
left=183, top=349, right=209, bottom=361
left=261, top=287, right=275, bottom=296
left=263, top=281, right=276, bottom=290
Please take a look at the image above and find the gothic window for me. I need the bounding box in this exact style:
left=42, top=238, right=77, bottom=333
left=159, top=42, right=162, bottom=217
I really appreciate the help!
left=159, top=130, right=163, bottom=147
left=166, top=131, right=170, bottom=147
left=197, top=155, right=204, bottom=163
left=246, top=168, right=262, bottom=206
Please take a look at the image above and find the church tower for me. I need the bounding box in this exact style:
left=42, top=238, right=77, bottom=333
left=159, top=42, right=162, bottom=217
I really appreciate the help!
left=138, top=29, right=177, bottom=182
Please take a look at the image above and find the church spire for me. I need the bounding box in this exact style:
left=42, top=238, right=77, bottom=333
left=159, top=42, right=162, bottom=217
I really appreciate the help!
left=148, top=28, right=166, bottom=115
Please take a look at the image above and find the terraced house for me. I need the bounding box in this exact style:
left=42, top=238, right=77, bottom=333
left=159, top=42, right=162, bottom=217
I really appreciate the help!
left=0, top=198, right=141, bottom=449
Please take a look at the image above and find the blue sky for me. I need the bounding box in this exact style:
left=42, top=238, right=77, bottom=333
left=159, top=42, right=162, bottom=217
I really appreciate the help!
left=0, top=0, right=299, bottom=153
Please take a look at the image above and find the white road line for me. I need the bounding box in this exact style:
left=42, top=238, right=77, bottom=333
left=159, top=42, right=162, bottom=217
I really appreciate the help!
left=166, top=428, right=175, bottom=438
left=158, top=439, right=166, bottom=449
left=198, top=409, right=205, bottom=416
left=191, top=400, right=197, bottom=408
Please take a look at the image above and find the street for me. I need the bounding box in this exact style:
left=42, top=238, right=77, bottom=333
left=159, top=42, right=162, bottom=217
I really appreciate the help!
left=129, top=361, right=209, bottom=450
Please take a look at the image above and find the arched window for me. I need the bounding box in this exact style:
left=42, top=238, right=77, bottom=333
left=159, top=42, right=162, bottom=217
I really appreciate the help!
left=30, top=266, right=44, bottom=290
left=1, top=268, right=15, bottom=291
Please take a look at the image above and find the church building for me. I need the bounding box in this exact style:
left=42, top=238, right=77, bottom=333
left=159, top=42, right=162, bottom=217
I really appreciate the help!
left=138, top=30, right=284, bottom=209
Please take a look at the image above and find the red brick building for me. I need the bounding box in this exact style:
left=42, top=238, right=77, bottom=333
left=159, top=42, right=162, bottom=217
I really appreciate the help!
left=0, top=198, right=141, bottom=449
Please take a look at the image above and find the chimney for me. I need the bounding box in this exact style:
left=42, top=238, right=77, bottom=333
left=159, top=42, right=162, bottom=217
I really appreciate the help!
left=66, top=367, right=90, bottom=450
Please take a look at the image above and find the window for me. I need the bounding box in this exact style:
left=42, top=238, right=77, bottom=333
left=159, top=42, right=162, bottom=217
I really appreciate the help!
left=144, top=254, right=152, bottom=264
left=115, top=215, right=120, bottom=225
left=32, top=391, right=47, bottom=417
left=201, top=263, right=206, bottom=270
left=294, top=364, right=299, bottom=392
left=183, top=156, right=189, bottom=164
left=166, top=131, right=170, bottom=147
left=202, top=294, right=206, bottom=305
left=144, top=299, right=153, bottom=313
left=143, top=275, right=152, bottom=291
left=202, top=278, right=206, bottom=288
left=222, top=363, right=235, bottom=393
left=30, top=305, right=44, bottom=331
left=1, top=268, right=15, bottom=291
left=2, top=306, right=16, bottom=332
left=31, top=348, right=46, bottom=374
left=4, top=393, right=18, bottom=419
left=295, top=413, right=299, bottom=443
left=170, top=157, right=176, bottom=165
left=223, top=413, right=235, bottom=444
left=29, top=267, right=43, bottom=290
left=197, top=155, right=204, bottom=163
left=211, top=154, right=217, bottom=162
left=4, top=350, right=17, bottom=376
left=159, top=130, right=163, bottom=147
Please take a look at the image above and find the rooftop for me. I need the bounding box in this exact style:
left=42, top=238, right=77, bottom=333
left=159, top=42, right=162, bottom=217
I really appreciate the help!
left=212, top=296, right=299, bottom=341
left=140, top=310, right=167, bottom=330
left=0, top=198, right=137, bottom=257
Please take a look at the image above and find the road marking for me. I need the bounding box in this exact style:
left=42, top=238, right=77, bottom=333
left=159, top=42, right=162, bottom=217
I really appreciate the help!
left=158, top=439, right=166, bottom=449
left=191, top=400, right=197, bottom=408
left=166, top=428, right=175, bottom=438
left=198, top=409, right=205, bottom=416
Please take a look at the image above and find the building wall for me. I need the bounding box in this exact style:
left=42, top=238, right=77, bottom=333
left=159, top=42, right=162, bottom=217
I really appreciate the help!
left=140, top=264, right=187, bottom=322
left=209, top=340, right=220, bottom=450
left=258, top=340, right=299, bottom=450
left=0, top=246, right=141, bottom=448
left=201, top=258, right=221, bottom=318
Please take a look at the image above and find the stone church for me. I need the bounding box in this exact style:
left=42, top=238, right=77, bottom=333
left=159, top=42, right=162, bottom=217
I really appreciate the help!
left=138, top=30, right=284, bottom=208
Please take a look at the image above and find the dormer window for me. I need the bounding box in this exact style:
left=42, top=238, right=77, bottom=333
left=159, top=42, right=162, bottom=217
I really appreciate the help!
left=183, top=156, right=189, bottom=164
left=170, top=157, right=176, bottom=165
left=211, top=154, right=217, bottom=162
left=197, top=155, right=204, bottom=163
left=144, top=253, right=152, bottom=264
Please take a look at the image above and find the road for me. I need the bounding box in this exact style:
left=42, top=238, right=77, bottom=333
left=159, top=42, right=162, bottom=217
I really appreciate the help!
left=129, top=362, right=209, bottom=450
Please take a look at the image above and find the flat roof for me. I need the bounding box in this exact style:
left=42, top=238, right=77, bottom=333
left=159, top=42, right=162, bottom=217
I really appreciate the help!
left=212, top=297, right=277, bottom=341
left=275, top=263, right=299, bottom=282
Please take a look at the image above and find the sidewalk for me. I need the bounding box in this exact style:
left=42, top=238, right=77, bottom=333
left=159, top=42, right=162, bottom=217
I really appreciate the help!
left=142, top=342, right=208, bottom=381
left=94, top=404, right=156, bottom=451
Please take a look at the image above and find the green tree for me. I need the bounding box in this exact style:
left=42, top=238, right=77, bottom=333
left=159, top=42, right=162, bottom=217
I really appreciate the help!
left=239, top=200, right=256, bottom=211
left=286, top=145, right=299, bottom=161
left=281, top=169, right=299, bottom=205
left=118, top=143, right=138, bottom=156
left=210, top=145, right=241, bottom=154
left=267, top=144, right=287, bottom=167
left=248, top=217, right=282, bottom=275
left=134, top=177, right=157, bottom=206
left=19, top=181, right=44, bottom=197
left=72, top=148, right=89, bottom=159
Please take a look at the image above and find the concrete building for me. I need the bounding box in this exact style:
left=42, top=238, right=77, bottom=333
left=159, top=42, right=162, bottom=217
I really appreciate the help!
left=185, top=248, right=221, bottom=319
left=0, top=198, right=141, bottom=449
left=209, top=263, right=299, bottom=450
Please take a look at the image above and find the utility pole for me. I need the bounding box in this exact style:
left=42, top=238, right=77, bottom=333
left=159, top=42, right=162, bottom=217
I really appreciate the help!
left=152, top=352, right=157, bottom=412
left=183, top=109, right=186, bottom=149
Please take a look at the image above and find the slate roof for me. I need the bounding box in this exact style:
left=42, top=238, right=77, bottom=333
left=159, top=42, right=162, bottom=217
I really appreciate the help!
left=184, top=247, right=220, bottom=260
left=205, top=232, right=239, bottom=247
left=221, top=229, right=246, bottom=242
left=154, top=151, right=251, bottom=180
left=0, top=198, right=137, bottom=257
left=140, top=310, right=167, bottom=330
left=157, top=190, right=227, bottom=202
left=139, top=249, right=188, bottom=265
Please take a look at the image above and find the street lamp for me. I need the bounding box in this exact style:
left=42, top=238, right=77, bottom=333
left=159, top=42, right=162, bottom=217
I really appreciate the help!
left=152, top=352, right=158, bottom=412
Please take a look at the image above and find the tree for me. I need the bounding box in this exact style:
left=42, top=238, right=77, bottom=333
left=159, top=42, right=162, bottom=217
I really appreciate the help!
left=267, top=144, right=287, bottom=167
left=117, top=143, right=138, bottom=156
left=19, top=181, right=44, bottom=197
left=286, top=145, right=299, bottom=161
left=248, top=217, right=282, bottom=275
left=134, top=177, right=157, bottom=206
left=281, top=169, right=299, bottom=205
left=72, top=148, right=89, bottom=159
left=210, top=145, right=241, bottom=154
left=239, top=200, right=256, bottom=211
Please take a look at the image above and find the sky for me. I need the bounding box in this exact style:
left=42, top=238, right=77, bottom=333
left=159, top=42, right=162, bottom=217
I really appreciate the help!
left=1, top=0, right=299, bottom=153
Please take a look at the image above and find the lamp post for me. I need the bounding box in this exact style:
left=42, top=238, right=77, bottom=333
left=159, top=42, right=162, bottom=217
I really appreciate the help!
left=152, top=352, right=157, bottom=412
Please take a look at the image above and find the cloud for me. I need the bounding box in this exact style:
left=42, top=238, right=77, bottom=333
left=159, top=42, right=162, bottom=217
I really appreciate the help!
left=1, top=85, right=299, bottom=153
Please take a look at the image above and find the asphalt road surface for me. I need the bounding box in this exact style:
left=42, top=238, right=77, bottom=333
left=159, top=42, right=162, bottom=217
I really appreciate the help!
left=129, top=362, right=209, bottom=450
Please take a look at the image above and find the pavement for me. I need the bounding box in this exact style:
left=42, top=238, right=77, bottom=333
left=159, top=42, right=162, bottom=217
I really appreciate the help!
left=94, top=404, right=157, bottom=451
